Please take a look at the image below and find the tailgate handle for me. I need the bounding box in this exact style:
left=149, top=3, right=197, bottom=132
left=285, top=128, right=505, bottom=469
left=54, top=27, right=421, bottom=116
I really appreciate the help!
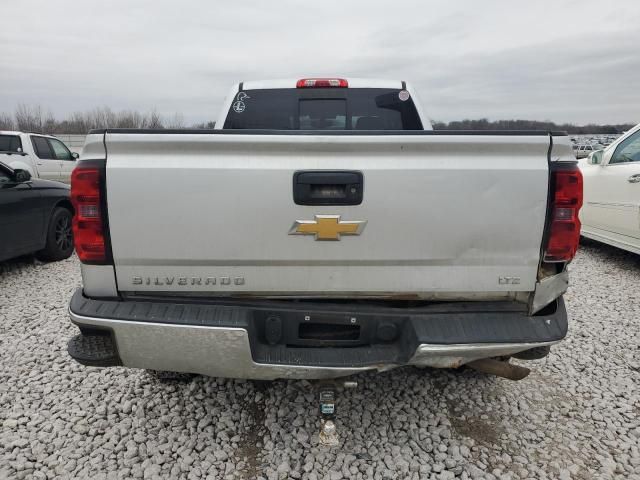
left=293, top=171, right=363, bottom=205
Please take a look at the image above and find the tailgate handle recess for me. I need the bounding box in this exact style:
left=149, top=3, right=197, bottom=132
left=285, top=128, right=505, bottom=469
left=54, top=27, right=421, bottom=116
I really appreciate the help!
left=293, top=171, right=363, bottom=206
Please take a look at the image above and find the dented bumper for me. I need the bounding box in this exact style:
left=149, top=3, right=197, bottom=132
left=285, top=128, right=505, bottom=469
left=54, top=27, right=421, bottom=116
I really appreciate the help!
left=68, top=289, right=567, bottom=380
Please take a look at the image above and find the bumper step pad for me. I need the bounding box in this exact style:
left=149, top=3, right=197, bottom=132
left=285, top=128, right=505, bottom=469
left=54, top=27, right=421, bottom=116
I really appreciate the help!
left=68, top=289, right=567, bottom=370
left=67, top=333, right=121, bottom=367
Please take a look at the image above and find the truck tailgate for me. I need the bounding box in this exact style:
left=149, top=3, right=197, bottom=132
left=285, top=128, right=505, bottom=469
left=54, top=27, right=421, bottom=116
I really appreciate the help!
left=104, top=133, right=551, bottom=298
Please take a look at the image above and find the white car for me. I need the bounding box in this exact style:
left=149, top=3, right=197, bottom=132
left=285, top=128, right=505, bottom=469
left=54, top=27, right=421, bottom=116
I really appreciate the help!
left=580, top=123, right=640, bottom=254
left=575, top=144, right=597, bottom=159
left=0, top=131, right=78, bottom=183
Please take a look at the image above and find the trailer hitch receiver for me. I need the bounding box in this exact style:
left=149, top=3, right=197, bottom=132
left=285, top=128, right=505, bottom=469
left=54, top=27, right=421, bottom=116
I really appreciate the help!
left=316, top=380, right=357, bottom=447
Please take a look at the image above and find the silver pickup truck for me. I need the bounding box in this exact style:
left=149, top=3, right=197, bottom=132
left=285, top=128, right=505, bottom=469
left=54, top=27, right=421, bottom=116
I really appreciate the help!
left=67, top=78, right=582, bottom=381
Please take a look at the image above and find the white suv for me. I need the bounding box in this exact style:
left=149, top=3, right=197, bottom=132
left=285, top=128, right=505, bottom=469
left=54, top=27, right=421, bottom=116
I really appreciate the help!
left=0, top=131, right=78, bottom=183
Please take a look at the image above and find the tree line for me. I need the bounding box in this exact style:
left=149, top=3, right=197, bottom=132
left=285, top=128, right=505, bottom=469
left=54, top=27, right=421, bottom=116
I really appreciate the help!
left=0, top=104, right=633, bottom=134
left=431, top=119, right=634, bottom=134
left=0, top=105, right=201, bottom=134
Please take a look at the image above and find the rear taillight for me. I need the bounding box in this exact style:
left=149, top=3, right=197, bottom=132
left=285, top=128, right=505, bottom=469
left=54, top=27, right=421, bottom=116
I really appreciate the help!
left=71, top=165, right=107, bottom=263
left=544, top=164, right=583, bottom=262
left=296, top=78, right=348, bottom=88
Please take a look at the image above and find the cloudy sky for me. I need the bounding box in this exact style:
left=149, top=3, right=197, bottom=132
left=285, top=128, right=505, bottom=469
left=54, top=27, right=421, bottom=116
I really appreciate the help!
left=2, top=0, right=639, bottom=125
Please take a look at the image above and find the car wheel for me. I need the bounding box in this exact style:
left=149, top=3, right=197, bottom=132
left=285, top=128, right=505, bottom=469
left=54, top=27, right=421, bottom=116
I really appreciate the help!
left=37, top=207, right=74, bottom=261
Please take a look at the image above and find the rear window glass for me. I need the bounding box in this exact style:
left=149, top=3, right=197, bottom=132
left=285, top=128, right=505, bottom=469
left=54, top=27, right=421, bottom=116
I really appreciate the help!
left=299, top=99, right=346, bottom=129
left=0, top=135, right=22, bottom=152
left=223, top=88, right=423, bottom=130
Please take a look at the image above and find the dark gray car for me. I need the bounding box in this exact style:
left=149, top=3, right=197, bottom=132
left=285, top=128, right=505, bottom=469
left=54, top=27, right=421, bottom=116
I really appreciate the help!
left=0, top=162, right=74, bottom=262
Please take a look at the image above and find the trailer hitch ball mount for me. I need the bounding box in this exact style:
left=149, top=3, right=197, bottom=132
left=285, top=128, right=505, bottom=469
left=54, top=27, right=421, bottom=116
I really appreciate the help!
left=317, top=380, right=357, bottom=447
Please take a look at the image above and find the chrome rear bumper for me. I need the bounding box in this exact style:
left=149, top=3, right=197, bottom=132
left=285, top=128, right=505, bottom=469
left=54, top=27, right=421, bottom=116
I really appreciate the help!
left=68, top=290, right=567, bottom=380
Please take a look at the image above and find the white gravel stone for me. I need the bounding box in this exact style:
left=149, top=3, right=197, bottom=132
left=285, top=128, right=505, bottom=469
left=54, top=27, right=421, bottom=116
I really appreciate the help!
left=1, top=242, right=639, bottom=479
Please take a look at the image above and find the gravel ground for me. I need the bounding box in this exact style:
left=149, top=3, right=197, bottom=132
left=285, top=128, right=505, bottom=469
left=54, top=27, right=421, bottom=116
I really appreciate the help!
left=1, top=241, right=639, bottom=480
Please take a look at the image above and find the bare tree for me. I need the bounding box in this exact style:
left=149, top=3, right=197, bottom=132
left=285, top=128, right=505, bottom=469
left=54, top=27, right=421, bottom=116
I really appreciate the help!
left=15, top=104, right=43, bottom=132
left=115, top=110, right=140, bottom=128
left=0, top=112, right=15, bottom=130
left=192, top=121, right=216, bottom=129
left=144, top=109, right=164, bottom=129
left=165, top=113, right=185, bottom=129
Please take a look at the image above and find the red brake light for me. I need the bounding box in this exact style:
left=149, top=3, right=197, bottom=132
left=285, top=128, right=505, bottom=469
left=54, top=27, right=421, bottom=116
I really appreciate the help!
left=296, top=78, right=348, bottom=88
left=544, top=164, right=583, bottom=262
left=71, top=166, right=106, bottom=263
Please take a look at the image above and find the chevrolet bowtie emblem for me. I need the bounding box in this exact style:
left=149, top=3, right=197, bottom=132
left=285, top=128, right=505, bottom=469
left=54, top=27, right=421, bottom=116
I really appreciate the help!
left=289, top=215, right=367, bottom=241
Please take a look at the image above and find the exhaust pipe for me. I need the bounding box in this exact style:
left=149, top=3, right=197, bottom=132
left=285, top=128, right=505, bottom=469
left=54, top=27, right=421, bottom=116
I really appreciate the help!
left=467, top=358, right=531, bottom=381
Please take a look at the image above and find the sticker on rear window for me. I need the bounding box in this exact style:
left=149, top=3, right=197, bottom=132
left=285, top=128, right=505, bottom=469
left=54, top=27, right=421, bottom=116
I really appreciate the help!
left=398, top=90, right=410, bottom=101
left=233, top=92, right=251, bottom=113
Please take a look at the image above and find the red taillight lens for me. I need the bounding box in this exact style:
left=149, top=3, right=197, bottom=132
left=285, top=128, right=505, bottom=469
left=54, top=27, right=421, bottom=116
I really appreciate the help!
left=544, top=165, right=583, bottom=262
left=71, top=167, right=106, bottom=262
left=296, top=78, right=348, bottom=88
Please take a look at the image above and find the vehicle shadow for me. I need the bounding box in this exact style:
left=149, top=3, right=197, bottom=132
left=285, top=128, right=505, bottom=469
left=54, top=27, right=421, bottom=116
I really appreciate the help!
left=578, top=237, right=640, bottom=271
left=0, top=254, right=42, bottom=277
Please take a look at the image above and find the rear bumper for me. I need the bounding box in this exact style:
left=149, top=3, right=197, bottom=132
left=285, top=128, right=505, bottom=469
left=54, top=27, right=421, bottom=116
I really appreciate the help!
left=68, top=289, right=567, bottom=380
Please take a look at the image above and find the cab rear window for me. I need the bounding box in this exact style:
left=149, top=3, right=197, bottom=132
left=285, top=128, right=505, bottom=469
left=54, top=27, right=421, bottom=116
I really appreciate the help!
left=223, top=88, right=423, bottom=130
